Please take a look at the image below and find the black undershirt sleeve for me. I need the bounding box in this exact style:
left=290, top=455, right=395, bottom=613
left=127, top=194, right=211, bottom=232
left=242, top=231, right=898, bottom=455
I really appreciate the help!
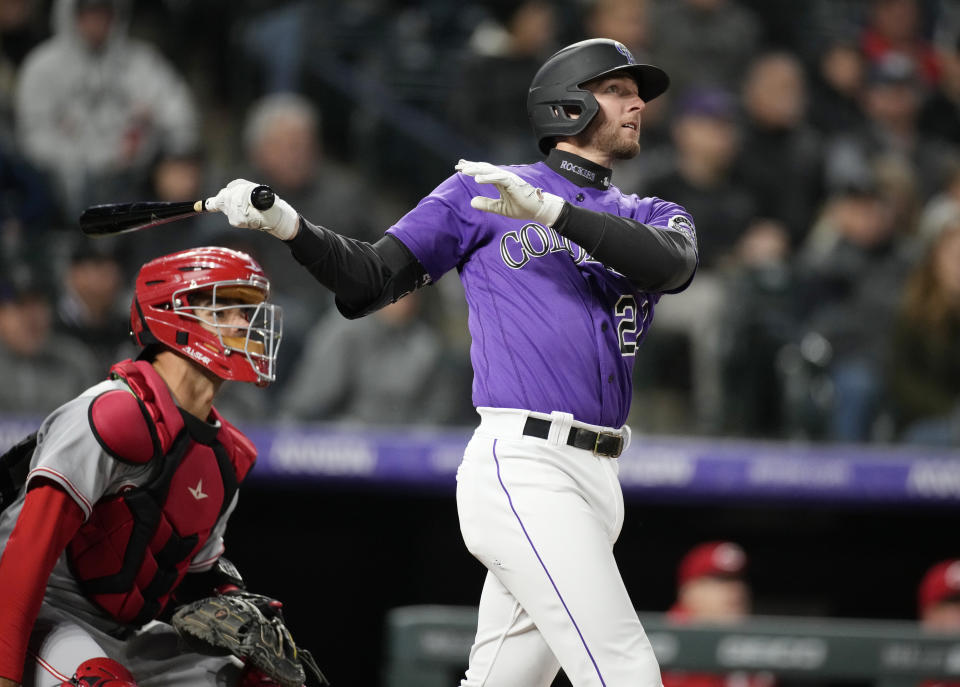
left=284, top=203, right=694, bottom=315
left=552, top=203, right=698, bottom=293
left=286, top=218, right=428, bottom=319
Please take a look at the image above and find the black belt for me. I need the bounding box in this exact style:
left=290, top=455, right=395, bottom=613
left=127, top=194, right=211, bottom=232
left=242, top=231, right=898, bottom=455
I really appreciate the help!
left=522, top=417, right=624, bottom=458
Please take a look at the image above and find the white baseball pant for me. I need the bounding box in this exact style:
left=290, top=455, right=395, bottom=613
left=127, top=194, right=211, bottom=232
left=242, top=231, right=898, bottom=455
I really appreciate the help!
left=456, top=407, right=662, bottom=687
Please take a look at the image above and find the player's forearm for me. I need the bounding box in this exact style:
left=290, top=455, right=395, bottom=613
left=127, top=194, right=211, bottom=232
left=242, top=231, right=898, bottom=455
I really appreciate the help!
left=0, top=483, right=84, bottom=683
left=287, top=218, right=428, bottom=318
left=553, top=204, right=698, bottom=292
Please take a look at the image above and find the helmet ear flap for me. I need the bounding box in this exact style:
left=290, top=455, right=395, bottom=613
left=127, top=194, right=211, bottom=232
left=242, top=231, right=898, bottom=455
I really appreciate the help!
left=530, top=93, right=600, bottom=155
left=129, top=298, right=159, bottom=347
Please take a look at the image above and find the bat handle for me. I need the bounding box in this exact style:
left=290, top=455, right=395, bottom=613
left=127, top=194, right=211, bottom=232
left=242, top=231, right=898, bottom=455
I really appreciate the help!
left=251, top=185, right=275, bottom=211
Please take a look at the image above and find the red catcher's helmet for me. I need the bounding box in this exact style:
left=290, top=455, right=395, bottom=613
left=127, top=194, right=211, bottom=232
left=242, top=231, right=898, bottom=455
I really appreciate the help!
left=130, top=247, right=282, bottom=387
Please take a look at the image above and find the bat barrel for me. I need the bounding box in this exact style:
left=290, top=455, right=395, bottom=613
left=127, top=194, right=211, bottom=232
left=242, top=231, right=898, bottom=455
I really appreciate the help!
left=79, top=200, right=198, bottom=237
left=78, top=185, right=275, bottom=237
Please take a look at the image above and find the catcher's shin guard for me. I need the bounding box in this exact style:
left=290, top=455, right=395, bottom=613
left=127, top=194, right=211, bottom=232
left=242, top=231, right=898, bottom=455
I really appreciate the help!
left=60, top=657, right=138, bottom=686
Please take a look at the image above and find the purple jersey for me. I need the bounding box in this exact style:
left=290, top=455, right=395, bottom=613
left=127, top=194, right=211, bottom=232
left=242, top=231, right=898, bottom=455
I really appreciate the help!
left=387, top=158, right=696, bottom=428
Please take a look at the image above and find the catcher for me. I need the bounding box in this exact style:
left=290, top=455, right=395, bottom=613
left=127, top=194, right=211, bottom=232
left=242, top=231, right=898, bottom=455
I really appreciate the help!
left=0, top=247, right=325, bottom=687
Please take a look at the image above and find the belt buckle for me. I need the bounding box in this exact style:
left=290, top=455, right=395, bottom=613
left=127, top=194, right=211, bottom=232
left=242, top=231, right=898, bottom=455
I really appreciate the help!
left=593, top=431, right=623, bottom=458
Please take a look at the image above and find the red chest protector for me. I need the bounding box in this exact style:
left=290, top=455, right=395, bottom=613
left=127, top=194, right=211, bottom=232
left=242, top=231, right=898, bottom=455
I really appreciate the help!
left=67, top=359, right=256, bottom=627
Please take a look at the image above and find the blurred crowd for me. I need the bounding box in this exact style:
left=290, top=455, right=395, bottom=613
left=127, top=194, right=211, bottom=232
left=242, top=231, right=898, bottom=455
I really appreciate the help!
left=1, top=0, right=959, bottom=446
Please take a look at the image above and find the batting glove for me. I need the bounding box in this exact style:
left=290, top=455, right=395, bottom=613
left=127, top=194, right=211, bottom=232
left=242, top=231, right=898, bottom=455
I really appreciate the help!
left=208, top=179, right=300, bottom=241
left=456, top=160, right=565, bottom=227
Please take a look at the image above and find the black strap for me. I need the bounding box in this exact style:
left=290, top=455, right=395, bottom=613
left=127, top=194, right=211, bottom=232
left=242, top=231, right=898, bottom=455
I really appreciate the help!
left=522, top=417, right=624, bottom=458
left=0, top=431, right=38, bottom=512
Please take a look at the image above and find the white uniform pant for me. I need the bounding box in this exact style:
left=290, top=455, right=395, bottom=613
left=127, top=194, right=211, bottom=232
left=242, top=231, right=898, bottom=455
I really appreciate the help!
left=456, top=408, right=662, bottom=687
left=23, top=603, right=242, bottom=686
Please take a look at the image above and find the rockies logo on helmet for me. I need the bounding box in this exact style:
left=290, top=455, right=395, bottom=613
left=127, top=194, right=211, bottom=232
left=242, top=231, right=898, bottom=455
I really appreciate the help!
left=527, top=38, right=669, bottom=155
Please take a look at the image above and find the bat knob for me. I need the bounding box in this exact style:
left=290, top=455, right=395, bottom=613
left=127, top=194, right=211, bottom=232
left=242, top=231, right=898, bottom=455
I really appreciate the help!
left=250, top=185, right=275, bottom=211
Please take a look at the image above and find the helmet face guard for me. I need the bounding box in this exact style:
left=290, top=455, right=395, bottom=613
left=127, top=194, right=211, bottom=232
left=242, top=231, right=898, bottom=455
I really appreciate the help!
left=131, top=247, right=283, bottom=387
left=172, top=281, right=282, bottom=384
left=527, top=38, right=669, bottom=155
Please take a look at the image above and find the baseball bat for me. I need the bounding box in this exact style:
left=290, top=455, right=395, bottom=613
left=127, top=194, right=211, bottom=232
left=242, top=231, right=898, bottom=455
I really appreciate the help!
left=78, top=185, right=276, bottom=237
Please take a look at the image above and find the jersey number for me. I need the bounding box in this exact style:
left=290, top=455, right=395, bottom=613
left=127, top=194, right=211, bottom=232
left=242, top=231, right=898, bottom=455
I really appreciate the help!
left=615, top=295, right=647, bottom=357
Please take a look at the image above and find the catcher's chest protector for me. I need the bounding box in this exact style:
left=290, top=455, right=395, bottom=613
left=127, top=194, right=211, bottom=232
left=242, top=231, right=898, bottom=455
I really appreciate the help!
left=68, top=360, right=256, bottom=627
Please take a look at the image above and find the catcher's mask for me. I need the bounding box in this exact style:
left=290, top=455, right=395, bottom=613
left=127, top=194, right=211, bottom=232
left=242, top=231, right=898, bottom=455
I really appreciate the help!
left=130, top=246, right=282, bottom=387
left=527, top=38, right=669, bottom=155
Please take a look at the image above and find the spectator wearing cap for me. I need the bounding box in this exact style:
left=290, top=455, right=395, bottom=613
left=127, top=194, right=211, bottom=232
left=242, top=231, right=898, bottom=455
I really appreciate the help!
left=668, top=541, right=751, bottom=623
left=918, top=559, right=960, bottom=631
left=663, top=541, right=775, bottom=687
left=635, top=87, right=756, bottom=435
left=644, top=87, right=754, bottom=270
left=54, top=240, right=134, bottom=375
left=825, top=52, right=954, bottom=205
left=0, top=267, right=99, bottom=414
left=860, top=0, right=941, bottom=88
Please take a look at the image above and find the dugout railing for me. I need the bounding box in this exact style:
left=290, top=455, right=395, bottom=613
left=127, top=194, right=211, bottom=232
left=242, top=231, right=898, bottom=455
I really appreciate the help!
left=383, top=605, right=960, bottom=686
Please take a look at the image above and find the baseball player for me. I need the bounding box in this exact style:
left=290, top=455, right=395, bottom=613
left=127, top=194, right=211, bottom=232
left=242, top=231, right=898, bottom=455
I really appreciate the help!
left=0, top=247, right=289, bottom=686
left=211, top=38, right=698, bottom=687
left=917, top=558, right=960, bottom=631
left=663, top=542, right=775, bottom=687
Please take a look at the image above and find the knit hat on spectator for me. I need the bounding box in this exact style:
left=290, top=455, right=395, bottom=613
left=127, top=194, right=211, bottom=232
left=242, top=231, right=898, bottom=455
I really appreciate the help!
left=918, top=559, right=960, bottom=615
left=0, top=264, right=52, bottom=304
left=678, top=541, right=748, bottom=587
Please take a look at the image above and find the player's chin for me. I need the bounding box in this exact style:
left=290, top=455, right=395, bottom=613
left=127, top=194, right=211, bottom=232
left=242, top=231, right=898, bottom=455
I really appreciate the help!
left=609, top=128, right=641, bottom=157
left=612, top=139, right=641, bottom=160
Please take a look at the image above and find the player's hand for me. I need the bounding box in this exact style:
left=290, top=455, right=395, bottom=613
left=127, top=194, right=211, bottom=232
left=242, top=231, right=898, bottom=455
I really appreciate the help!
left=207, top=179, right=300, bottom=241
left=456, top=160, right=565, bottom=227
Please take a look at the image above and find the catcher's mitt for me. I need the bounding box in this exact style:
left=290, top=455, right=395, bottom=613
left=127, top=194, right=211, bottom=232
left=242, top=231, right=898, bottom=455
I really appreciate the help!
left=171, top=592, right=329, bottom=687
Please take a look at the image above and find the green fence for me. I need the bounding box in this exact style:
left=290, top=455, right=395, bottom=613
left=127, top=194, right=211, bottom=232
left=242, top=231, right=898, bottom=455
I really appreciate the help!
left=384, top=606, right=960, bottom=686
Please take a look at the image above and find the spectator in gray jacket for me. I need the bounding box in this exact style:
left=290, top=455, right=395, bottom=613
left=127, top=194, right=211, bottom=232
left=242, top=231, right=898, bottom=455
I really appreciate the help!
left=278, top=291, right=471, bottom=427
left=14, top=0, right=199, bottom=218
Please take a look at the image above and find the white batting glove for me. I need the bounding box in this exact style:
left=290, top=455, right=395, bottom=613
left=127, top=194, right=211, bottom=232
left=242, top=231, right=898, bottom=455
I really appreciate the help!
left=456, top=159, right=565, bottom=227
left=207, top=179, right=300, bottom=241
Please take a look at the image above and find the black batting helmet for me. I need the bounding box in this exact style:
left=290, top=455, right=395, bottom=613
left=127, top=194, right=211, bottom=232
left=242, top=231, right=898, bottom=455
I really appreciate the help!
left=527, top=39, right=669, bottom=155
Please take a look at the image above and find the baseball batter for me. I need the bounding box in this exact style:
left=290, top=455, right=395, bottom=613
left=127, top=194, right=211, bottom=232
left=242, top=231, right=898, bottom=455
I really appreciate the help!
left=0, top=247, right=290, bottom=686
left=211, top=38, right=698, bottom=687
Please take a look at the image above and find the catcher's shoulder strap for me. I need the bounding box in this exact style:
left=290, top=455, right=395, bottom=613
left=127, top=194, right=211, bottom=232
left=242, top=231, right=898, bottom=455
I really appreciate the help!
left=0, top=431, right=38, bottom=513
left=208, top=407, right=257, bottom=483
